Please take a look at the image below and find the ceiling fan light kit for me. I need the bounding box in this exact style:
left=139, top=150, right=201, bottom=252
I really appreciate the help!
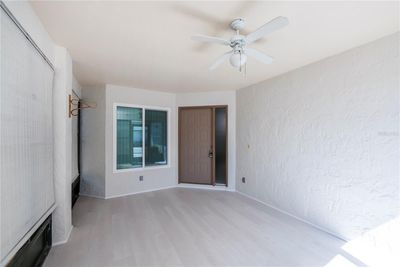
left=230, top=52, right=247, bottom=68
left=191, top=16, right=289, bottom=72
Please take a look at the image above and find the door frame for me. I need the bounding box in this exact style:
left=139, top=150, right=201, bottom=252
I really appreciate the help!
left=178, top=105, right=228, bottom=186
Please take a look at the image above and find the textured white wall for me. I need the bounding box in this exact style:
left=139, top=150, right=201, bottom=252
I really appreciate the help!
left=80, top=86, right=106, bottom=198
left=52, top=46, right=73, bottom=245
left=105, top=85, right=177, bottom=198
left=236, top=33, right=399, bottom=241
left=176, top=91, right=236, bottom=190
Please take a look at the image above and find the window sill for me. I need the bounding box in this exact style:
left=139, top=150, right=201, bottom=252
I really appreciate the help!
left=113, top=165, right=171, bottom=174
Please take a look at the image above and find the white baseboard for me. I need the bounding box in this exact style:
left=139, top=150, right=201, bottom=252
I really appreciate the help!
left=52, top=225, right=73, bottom=247
left=235, top=190, right=348, bottom=242
left=177, top=183, right=235, bottom=192
left=79, top=192, right=105, bottom=199
left=105, top=185, right=177, bottom=199
left=80, top=184, right=235, bottom=200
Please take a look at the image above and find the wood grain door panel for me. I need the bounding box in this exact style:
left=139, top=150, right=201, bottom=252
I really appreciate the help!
left=179, top=108, right=213, bottom=184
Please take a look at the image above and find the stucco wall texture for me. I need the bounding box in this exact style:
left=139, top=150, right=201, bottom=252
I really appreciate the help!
left=236, top=33, right=399, bottom=241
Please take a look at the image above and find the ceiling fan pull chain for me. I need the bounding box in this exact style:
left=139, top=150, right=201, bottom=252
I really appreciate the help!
left=239, top=51, right=242, bottom=72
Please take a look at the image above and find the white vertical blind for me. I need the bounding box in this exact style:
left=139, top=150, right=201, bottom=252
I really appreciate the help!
left=0, top=7, right=55, bottom=262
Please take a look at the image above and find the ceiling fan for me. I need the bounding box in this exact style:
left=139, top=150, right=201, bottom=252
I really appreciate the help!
left=191, top=16, right=289, bottom=71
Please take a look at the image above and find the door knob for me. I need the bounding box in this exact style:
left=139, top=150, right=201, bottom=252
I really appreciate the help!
left=208, top=150, right=213, bottom=158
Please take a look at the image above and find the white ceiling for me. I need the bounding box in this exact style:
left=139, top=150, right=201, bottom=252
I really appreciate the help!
left=31, top=1, right=399, bottom=93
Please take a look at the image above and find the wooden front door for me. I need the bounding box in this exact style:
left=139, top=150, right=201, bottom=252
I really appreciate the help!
left=179, top=107, right=213, bottom=184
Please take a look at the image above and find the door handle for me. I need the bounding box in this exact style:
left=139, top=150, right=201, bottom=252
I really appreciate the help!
left=208, top=150, right=213, bottom=158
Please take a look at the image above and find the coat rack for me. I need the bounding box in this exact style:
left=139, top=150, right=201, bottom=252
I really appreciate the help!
left=68, top=94, right=97, bottom=117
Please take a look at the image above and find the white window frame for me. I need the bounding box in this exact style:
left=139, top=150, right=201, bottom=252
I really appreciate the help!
left=113, top=103, right=171, bottom=173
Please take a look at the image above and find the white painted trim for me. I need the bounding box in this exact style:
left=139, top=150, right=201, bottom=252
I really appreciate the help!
left=72, top=175, right=80, bottom=184
left=105, top=185, right=176, bottom=199
left=113, top=164, right=171, bottom=173
left=52, top=225, right=73, bottom=247
left=79, top=192, right=106, bottom=199
left=235, top=190, right=348, bottom=242
left=112, top=103, right=171, bottom=173
left=1, top=204, right=56, bottom=266
left=142, top=105, right=145, bottom=168
left=82, top=184, right=236, bottom=201
left=177, top=183, right=236, bottom=192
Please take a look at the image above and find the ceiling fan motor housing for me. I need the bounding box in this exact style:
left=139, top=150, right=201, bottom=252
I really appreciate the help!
left=230, top=18, right=245, bottom=31
left=230, top=35, right=246, bottom=48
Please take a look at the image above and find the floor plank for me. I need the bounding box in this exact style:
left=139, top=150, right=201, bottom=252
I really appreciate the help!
left=44, top=188, right=348, bottom=267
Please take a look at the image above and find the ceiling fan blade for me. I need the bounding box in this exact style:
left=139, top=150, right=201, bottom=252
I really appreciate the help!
left=191, top=34, right=231, bottom=46
left=245, top=48, right=274, bottom=65
left=209, top=50, right=233, bottom=71
left=246, top=16, right=288, bottom=44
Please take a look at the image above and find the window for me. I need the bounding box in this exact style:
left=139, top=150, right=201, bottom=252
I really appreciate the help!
left=116, top=106, right=142, bottom=170
left=145, top=110, right=168, bottom=166
left=115, top=105, right=168, bottom=171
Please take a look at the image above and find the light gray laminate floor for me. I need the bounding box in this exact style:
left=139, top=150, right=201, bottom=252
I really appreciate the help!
left=44, top=188, right=350, bottom=267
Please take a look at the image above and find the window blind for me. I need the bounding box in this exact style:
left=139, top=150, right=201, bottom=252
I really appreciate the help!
left=1, top=6, right=55, bottom=262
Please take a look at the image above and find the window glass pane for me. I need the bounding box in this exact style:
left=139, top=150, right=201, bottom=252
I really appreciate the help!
left=145, top=110, right=167, bottom=166
left=116, top=106, right=142, bottom=169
